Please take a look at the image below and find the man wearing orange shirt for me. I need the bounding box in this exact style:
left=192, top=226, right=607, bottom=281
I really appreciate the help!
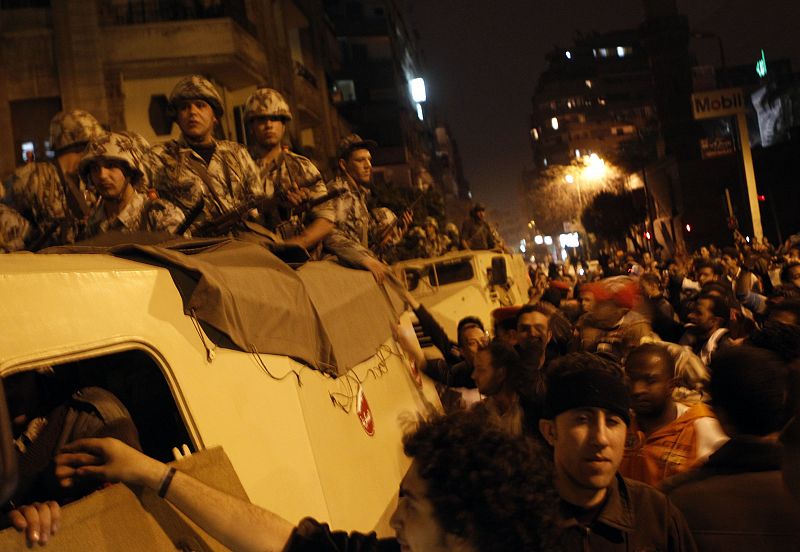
left=620, top=344, right=727, bottom=487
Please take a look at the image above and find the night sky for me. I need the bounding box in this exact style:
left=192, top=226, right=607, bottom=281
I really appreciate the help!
left=406, top=0, right=800, bottom=219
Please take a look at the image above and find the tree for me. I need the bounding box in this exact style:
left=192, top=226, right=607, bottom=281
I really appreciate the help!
left=581, top=189, right=647, bottom=247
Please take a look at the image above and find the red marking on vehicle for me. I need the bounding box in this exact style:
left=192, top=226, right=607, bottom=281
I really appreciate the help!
left=356, top=386, right=375, bottom=436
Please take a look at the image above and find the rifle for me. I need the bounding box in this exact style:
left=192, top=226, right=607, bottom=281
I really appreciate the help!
left=375, top=193, right=425, bottom=250
left=194, top=187, right=346, bottom=238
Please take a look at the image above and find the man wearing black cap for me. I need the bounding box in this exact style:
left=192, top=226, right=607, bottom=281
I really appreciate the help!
left=460, top=203, right=497, bottom=250
left=324, top=134, right=404, bottom=282
left=539, top=353, right=696, bottom=551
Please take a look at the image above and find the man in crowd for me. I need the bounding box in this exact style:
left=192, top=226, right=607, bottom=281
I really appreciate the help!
left=663, top=346, right=800, bottom=549
left=324, top=134, right=399, bottom=283
left=515, top=304, right=552, bottom=371
left=243, top=88, right=334, bottom=252
left=149, top=75, right=261, bottom=235
left=77, top=132, right=186, bottom=238
left=681, top=293, right=733, bottom=366
left=538, top=352, right=697, bottom=550
left=5, top=109, right=104, bottom=247
left=619, top=344, right=726, bottom=487
left=53, top=410, right=559, bottom=551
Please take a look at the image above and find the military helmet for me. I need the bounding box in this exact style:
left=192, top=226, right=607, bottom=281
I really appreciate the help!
left=78, top=132, right=146, bottom=185
left=244, top=88, right=292, bottom=122
left=424, top=216, right=439, bottom=231
left=337, top=133, right=378, bottom=160
left=408, top=226, right=426, bottom=241
left=444, top=222, right=460, bottom=238
left=371, top=207, right=397, bottom=236
left=49, top=110, right=105, bottom=153
left=168, top=75, right=224, bottom=117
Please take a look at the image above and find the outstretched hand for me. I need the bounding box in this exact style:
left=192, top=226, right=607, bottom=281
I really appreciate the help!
left=55, top=438, right=164, bottom=490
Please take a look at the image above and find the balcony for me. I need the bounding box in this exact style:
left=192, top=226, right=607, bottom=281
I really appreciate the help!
left=101, top=16, right=267, bottom=89
left=99, top=0, right=256, bottom=36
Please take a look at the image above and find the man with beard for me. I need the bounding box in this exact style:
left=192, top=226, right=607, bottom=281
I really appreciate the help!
left=539, top=353, right=696, bottom=551
left=619, top=344, right=726, bottom=487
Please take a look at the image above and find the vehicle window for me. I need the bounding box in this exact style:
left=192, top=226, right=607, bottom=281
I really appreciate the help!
left=431, top=260, right=474, bottom=286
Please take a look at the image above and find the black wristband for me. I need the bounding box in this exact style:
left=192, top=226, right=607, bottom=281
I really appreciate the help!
left=158, top=466, right=177, bottom=498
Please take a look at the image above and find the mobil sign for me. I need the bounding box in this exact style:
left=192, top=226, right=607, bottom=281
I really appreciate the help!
left=691, top=87, right=746, bottom=120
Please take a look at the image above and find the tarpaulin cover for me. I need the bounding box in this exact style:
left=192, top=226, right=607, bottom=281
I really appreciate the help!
left=45, top=236, right=402, bottom=375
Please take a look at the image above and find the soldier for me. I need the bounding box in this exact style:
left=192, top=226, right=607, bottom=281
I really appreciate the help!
left=324, top=134, right=393, bottom=282
left=443, top=222, right=461, bottom=252
left=5, top=109, right=104, bottom=247
left=149, top=75, right=261, bottom=235
left=371, top=206, right=405, bottom=263
left=77, top=132, right=186, bottom=238
left=0, top=204, right=30, bottom=252
left=243, top=88, right=334, bottom=252
left=460, top=203, right=500, bottom=251
left=422, top=216, right=447, bottom=258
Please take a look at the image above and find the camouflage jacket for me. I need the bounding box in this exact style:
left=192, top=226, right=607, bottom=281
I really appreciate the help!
left=149, top=136, right=261, bottom=232
left=422, top=233, right=448, bottom=258
left=0, top=204, right=31, bottom=252
left=82, top=191, right=186, bottom=238
left=252, top=149, right=334, bottom=235
left=5, top=161, right=97, bottom=245
left=323, top=174, right=376, bottom=268
left=461, top=218, right=497, bottom=250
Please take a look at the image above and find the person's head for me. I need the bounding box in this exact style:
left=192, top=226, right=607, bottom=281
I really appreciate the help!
left=337, top=134, right=377, bottom=187
left=457, top=316, right=487, bottom=365
left=687, top=293, right=729, bottom=335
left=539, top=353, right=630, bottom=506
left=699, top=246, right=710, bottom=259
left=781, top=262, right=800, bottom=290
left=471, top=203, right=486, bottom=222
left=78, top=132, right=145, bottom=202
left=491, top=307, right=519, bottom=347
left=515, top=304, right=552, bottom=348
left=424, top=216, right=439, bottom=238
left=393, top=409, right=558, bottom=551
left=244, top=88, right=292, bottom=150
left=471, top=340, right=525, bottom=396
left=720, top=246, right=740, bottom=274
left=708, top=346, right=790, bottom=437
left=695, top=260, right=723, bottom=286
left=49, top=109, right=105, bottom=176
left=579, top=288, right=596, bottom=313
left=169, top=75, right=224, bottom=144
left=639, top=272, right=662, bottom=299
left=768, top=299, right=800, bottom=327
left=625, top=344, right=675, bottom=419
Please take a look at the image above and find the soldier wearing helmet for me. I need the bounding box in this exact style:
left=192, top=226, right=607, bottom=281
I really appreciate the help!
left=443, top=222, right=461, bottom=253
left=422, top=216, right=446, bottom=258
left=323, top=134, right=412, bottom=283
left=148, top=75, right=261, bottom=234
left=77, top=133, right=186, bottom=238
left=460, top=202, right=498, bottom=251
left=243, top=87, right=334, bottom=253
left=4, top=109, right=104, bottom=248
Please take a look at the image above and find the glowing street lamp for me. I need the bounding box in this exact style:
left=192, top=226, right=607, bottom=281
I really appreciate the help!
left=582, top=153, right=606, bottom=181
left=564, top=174, right=575, bottom=184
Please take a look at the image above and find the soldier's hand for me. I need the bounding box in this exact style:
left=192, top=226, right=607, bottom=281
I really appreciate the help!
left=363, top=257, right=389, bottom=285
left=285, top=188, right=311, bottom=207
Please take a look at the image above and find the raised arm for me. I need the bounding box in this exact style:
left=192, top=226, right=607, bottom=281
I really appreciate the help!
left=55, top=438, right=294, bottom=552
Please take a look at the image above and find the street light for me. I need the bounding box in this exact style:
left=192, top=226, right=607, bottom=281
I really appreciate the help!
left=564, top=174, right=575, bottom=184
left=582, top=153, right=606, bottom=181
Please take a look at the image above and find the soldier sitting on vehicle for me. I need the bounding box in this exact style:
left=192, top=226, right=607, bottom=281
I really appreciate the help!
left=77, top=132, right=186, bottom=239
left=244, top=88, right=335, bottom=254
left=149, top=75, right=261, bottom=236
left=5, top=110, right=104, bottom=248
left=324, top=134, right=411, bottom=283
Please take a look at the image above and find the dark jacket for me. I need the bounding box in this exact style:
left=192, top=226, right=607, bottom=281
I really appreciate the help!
left=662, top=437, right=800, bottom=551
left=285, top=518, right=398, bottom=551
left=559, top=474, right=697, bottom=552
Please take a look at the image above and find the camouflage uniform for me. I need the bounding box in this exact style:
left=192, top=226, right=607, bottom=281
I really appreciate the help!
left=422, top=217, right=447, bottom=258
left=4, top=110, right=103, bottom=247
left=0, top=204, right=30, bottom=252
left=244, top=88, right=334, bottom=240
left=78, top=132, right=185, bottom=238
left=323, top=174, right=380, bottom=268
left=149, top=76, right=262, bottom=233
left=82, top=192, right=185, bottom=237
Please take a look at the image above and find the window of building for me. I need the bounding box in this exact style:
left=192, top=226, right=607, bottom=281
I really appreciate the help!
left=335, top=79, right=357, bottom=103
left=565, top=50, right=572, bottom=60
left=598, top=48, right=610, bottom=58
left=551, top=117, right=559, bottom=130
left=617, top=46, right=633, bottom=57
left=531, top=127, right=540, bottom=141
left=585, top=79, right=593, bottom=88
